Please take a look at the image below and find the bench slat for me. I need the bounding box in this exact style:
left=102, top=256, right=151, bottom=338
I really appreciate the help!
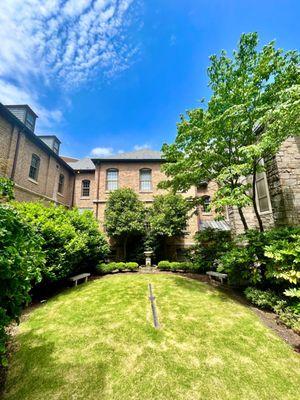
left=70, top=273, right=91, bottom=281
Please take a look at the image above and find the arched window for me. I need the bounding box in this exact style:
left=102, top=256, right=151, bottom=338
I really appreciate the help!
left=202, top=195, right=211, bottom=213
left=106, top=169, right=119, bottom=191
left=81, top=180, right=90, bottom=197
left=29, top=154, right=40, bottom=181
left=140, top=168, right=152, bottom=192
left=58, top=173, right=64, bottom=194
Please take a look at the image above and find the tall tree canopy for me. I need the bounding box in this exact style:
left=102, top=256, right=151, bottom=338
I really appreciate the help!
left=104, top=188, right=146, bottom=260
left=161, top=32, right=300, bottom=231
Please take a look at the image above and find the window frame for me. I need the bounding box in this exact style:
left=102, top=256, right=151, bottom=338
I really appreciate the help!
left=106, top=168, right=119, bottom=191
left=201, top=195, right=211, bottom=214
left=58, top=173, right=65, bottom=194
left=28, top=154, right=40, bottom=181
left=81, top=179, right=91, bottom=197
left=255, top=166, right=272, bottom=215
left=139, top=168, right=152, bottom=192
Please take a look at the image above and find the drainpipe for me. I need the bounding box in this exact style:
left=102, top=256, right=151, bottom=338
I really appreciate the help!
left=11, top=128, right=21, bottom=180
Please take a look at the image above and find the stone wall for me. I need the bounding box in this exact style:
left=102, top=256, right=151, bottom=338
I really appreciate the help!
left=229, top=136, right=300, bottom=234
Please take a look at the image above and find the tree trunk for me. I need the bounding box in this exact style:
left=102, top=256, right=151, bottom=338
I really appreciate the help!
left=237, top=206, right=249, bottom=232
left=252, top=163, right=264, bottom=232
left=123, top=236, right=128, bottom=261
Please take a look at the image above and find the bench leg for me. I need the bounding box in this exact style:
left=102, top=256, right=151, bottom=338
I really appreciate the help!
left=75, top=280, right=78, bottom=287
left=85, top=277, right=88, bottom=283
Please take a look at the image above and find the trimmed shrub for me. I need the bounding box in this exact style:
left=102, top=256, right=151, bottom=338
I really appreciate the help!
left=157, top=261, right=198, bottom=273
left=0, top=205, right=44, bottom=366
left=244, top=287, right=281, bottom=311
left=157, top=261, right=171, bottom=271
left=96, top=262, right=139, bottom=275
left=13, top=202, right=109, bottom=286
left=126, top=262, right=139, bottom=271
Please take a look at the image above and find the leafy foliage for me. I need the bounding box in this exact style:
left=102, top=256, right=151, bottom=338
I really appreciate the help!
left=190, top=228, right=231, bottom=272
left=161, top=32, right=300, bottom=231
left=0, top=205, right=44, bottom=366
left=157, top=260, right=198, bottom=272
left=264, top=227, right=300, bottom=285
left=0, top=177, right=14, bottom=202
left=244, top=287, right=281, bottom=311
left=97, top=261, right=139, bottom=274
left=104, top=188, right=146, bottom=260
left=13, top=202, right=109, bottom=285
left=146, top=194, right=191, bottom=259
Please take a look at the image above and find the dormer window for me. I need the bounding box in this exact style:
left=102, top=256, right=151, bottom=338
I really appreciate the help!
left=53, top=140, right=59, bottom=154
left=25, top=112, right=35, bottom=131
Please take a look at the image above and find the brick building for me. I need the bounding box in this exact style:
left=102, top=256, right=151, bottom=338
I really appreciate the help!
left=0, top=103, right=74, bottom=206
left=0, top=102, right=218, bottom=258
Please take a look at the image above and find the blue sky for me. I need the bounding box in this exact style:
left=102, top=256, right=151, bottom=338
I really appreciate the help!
left=0, top=0, right=299, bottom=158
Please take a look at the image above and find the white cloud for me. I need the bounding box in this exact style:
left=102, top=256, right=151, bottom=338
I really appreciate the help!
left=0, top=0, right=139, bottom=130
left=0, top=0, right=138, bottom=88
left=90, top=147, right=113, bottom=156
left=0, top=79, right=62, bottom=129
left=134, top=144, right=151, bottom=151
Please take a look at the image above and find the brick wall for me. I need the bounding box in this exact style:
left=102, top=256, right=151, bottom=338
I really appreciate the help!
left=0, top=114, right=74, bottom=206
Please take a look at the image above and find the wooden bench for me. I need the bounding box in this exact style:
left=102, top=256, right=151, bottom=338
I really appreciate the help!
left=206, top=271, right=227, bottom=284
left=70, top=273, right=91, bottom=286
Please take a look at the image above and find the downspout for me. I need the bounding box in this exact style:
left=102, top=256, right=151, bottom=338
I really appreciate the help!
left=11, top=128, right=21, bottom=180
left=96, top=162, right=101, bottom=220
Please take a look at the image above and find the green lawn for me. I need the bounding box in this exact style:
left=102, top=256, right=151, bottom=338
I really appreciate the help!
left=3, top=274, right=300, bottom=400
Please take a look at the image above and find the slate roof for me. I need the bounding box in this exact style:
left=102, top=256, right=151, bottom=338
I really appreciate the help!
left=92, top=149, right=163, bottom=162
left=199, top=220, right=231, bottom=231
left=68, top=158, right=95, bottom=171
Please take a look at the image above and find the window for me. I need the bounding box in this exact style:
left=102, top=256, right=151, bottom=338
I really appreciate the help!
left=106, top=169, right=119, bottom=191
left=256, top=171, right=271, bottom=213
left=81, top=180, right=90, bottom=197
left=58, top=174, right=64, bottom=194
left=140, top=169, right=152, bottom=192
left=53, top=140, right=59, bottom=154
left=25, top=112, right=35, bottom=131
left=202, top=196, right=211, bottom=213
left=29, top=154, right=40, bottom=181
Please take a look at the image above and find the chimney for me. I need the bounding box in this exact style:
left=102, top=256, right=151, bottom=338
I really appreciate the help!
left=38, top=135, right=61, bottom=155
left=5, top=104, right=38, bottom=132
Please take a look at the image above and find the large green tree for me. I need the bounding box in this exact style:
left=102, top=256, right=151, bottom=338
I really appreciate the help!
left=104, top=188, right=146, bottom=260
left=146, top=193, right=191, bottom=259
left=161, top=33, right=300, bottom=231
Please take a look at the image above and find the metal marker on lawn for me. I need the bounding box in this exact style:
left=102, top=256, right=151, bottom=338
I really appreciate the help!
left=148, top=283, right=159, bottom=329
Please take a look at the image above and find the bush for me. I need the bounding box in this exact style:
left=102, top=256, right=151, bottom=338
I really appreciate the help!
left=13, top=202, right=109, bottom=286
left=244, top=287, right=281, bottom=311
left=125, top=262, right=139, bottom=271
left=218, top=230, right=267, bottom=287
left=0, top=205, right=44, bottom=366
left=157, top=261, right=198, bottom=273
left=97, top=262, right=139, bottom=275
left=190, top=228, right=231, bottom=272
left=157, top=261, right=171, bottom=271
left=274, top=303, right=300, bottom=333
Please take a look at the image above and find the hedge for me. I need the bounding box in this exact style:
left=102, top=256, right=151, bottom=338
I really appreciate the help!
left=97, top=262, right=139, bottom=274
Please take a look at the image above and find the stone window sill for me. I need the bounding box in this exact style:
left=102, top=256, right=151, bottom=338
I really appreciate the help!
left=28, top=177, right=38, bottom=185
left=80, top=197, right=90, bottom=200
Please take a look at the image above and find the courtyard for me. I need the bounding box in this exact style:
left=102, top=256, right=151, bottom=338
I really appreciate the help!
left=3, top=274, right=300, bottom=400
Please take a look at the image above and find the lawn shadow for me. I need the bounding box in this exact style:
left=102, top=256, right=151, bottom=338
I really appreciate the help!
left=3, top=330, right=107, bottom=400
